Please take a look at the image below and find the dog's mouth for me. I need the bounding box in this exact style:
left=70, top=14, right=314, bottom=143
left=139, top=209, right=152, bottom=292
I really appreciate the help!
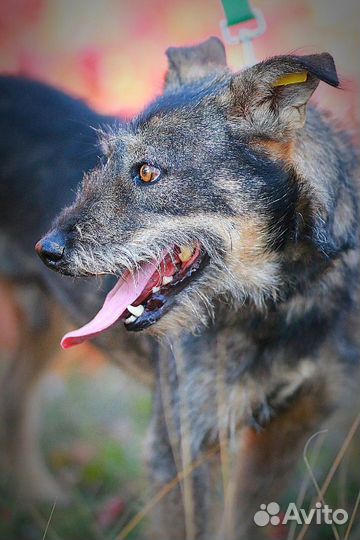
left=61, top=242, right=209, bottom=349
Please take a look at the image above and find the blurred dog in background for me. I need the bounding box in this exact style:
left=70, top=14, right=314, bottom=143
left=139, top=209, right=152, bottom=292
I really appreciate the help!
left=0, top=75, right=154, bottom=501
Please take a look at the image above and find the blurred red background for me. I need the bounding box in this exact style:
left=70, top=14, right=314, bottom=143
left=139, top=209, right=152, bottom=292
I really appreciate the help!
left=0, top=0, right=358, bottom=119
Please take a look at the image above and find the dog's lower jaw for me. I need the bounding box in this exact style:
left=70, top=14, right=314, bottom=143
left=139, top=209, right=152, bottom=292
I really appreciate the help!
left=124, top=251, right=211, bottom=332
left=142, top=272, right=284, bottom=339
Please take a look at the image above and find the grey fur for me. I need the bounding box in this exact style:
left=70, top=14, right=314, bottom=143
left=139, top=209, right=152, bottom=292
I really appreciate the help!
left=38, top=40, right=359, bottom=539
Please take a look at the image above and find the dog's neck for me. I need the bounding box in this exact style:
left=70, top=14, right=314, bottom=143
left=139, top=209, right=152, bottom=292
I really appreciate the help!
left=213, top=249, right=358, bottom=366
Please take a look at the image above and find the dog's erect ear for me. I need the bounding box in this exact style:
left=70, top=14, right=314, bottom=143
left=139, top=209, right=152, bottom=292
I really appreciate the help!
left=164, top=37, right=227, bottom=90
left=229, top=53, right=339, bottom=132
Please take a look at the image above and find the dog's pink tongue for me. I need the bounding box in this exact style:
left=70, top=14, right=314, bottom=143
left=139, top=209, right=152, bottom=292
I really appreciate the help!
left=61, top=262, right=157, bottom=349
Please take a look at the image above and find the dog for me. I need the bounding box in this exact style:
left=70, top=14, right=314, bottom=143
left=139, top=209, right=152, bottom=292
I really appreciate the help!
left=23, top=37, right=360, bottom=538
left=0, top=75, right=154, bottom=501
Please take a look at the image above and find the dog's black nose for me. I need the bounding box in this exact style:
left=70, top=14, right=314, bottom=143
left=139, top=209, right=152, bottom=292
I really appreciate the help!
left=35, top=231, right=66, bottom=267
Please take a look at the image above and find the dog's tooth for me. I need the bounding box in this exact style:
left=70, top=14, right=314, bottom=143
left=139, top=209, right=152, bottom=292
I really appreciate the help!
left=179, top=245, right=194, bottom=263
left=152, top=286, right=160, bottom=293
left=124, top=315, right=137, bottom=324
left=127, top=304, right=144, bottom=317
left=162, top=275, right=173, bottom=285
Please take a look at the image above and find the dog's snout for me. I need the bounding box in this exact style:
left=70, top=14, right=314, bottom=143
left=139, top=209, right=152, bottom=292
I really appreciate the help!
left=35, top=231, right=66, bottom=268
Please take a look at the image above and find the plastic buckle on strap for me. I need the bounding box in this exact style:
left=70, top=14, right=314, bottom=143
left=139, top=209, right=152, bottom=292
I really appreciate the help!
left=220, top=7, right=266, bottom=66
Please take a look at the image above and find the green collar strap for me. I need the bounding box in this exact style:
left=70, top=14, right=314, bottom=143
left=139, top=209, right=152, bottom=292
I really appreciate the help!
left=220, top=0, right=256, bottom=26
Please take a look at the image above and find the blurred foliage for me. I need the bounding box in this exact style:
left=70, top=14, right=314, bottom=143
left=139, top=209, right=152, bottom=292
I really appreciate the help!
left=0, top=365, right=151, bottom=540
left=1, top=365, right=360, bottom=539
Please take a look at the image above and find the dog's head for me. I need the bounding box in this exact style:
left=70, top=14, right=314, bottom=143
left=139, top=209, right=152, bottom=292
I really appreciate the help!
left=36, top=39, right=356, bottom=348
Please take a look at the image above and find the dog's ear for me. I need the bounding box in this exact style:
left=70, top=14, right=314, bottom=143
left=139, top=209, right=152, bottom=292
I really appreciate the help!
left=164, top=37, right=227, bottom=90
left=229, top=53, right=339, bottom=132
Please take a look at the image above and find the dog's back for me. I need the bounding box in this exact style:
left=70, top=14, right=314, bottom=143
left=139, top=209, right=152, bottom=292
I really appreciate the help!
left=0, top=75, right=115, bottom=277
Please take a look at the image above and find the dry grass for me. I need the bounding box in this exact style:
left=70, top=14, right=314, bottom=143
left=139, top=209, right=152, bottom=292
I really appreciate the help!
left=1, top=353, right=360, bottom=540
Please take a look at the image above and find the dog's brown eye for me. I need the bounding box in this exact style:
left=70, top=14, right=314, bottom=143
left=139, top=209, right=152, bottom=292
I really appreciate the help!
left=139, top=164, right=160, bottom=183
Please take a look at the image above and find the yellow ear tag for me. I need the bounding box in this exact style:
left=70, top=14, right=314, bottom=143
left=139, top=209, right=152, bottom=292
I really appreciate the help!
left=272, top=71, right=308, bottom=87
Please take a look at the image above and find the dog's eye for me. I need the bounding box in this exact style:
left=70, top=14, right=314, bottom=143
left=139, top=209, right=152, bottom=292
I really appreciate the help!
left=139, top=164, right=160, bottom=184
